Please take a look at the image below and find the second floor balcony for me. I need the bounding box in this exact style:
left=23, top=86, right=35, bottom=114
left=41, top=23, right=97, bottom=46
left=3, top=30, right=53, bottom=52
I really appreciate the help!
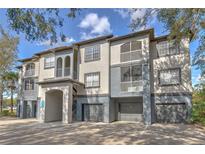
left=25, top=63, right=35, bottom=77
left=25, top=69, right=35, bottom=76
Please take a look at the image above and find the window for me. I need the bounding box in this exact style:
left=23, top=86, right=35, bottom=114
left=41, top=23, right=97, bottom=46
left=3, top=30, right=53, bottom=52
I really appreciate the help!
left=85, top=72, right=100, bottom=88
left=156, top=40, right=179, bottom=57
left=44, top=56, right=55, bottom=68
left=159, top=68, right=181, bottom=86
left=24, top=79, right=34, bottom=90
left=26, top=63, right=35, bottom=70
left=85, top=44, right=100, bottom=62
left=64, top=56, right=70, bottom=76
left=56, top=57, right=63, bottom=77
left=121, top=65, right=142, bottom=82
left=25, top=63, right=35, bottom=76
left=120, top=41, right=142, bottom=62
left=120, top=65, right=143, bottom=92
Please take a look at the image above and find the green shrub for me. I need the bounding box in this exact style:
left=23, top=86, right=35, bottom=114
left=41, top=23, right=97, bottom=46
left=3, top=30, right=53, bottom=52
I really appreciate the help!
left=2, top=110, right=9, bottom=116
left=191, top=102, right=205, bottom=125
left=0, top=110, right=16, bottom=117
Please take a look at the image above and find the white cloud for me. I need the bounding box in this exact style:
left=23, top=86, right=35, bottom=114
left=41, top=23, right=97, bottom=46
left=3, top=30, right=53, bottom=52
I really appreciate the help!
left=129, top=9, right=146, bottom=21
left=79, top=13, right=112, bottom=40
left=114, top=9, right=129, bottom=19
left=114, top=9, right=157, bottom=30
left=37, top=36, right=76, bottom=47
left=80, top=32, right=96, bottom=40
left=114, top=9, right=146, bottom=21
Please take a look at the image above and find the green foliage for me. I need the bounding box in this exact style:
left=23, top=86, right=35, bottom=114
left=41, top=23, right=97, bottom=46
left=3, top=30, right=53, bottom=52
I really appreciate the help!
left=0, top=28, right=19, bottom=74
left=6, top=8, right=80, bottom=44
left=191, top=83, right=205, bottom=125
left=129, top=8, right=205, bottom=77
left=3, top=98, right=17, bottom=106
left=192, top=83, right=205, bottom=104
left=0, top=109, right=16, bottom=117
left=191, top=102, right=205, bottom=125
left=0, top=28, right=19, bottom=112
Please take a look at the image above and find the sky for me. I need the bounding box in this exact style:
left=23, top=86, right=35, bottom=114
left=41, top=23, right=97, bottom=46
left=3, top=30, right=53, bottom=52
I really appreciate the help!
left=0, top=8, right=201, bottom=86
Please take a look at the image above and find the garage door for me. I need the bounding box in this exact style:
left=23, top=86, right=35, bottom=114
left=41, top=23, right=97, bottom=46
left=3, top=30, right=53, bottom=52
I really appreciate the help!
left=118, top=102, right=143, bottom=121
left=83, top=104, right=103, bottom=122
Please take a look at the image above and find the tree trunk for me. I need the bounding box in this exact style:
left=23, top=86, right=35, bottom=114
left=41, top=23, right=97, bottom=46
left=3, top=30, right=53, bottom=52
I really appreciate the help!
left=11, top=88, right=13, bottom=112
left=0, top=93, right=3, bottom=112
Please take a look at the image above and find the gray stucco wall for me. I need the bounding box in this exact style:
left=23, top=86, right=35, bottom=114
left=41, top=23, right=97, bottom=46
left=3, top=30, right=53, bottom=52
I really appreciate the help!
left=152, top=94, right=192, bottom=123
left=76, top=95, right=110, bottom=123
left=143, top=63, right=152, bottom=125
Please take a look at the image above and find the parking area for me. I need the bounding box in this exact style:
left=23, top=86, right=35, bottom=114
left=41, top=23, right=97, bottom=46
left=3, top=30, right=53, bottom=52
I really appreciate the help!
left=0, top=117, right=205, bottom=145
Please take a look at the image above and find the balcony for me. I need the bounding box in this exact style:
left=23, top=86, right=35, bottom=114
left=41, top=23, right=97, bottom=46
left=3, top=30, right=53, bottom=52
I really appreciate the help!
left=64, top=67, right=70, bottom=76
left=25, top=69, right=35, bottom=77
left=120, top=81, right=143, bottom=92
left=56, top=68, right=63, bottom=77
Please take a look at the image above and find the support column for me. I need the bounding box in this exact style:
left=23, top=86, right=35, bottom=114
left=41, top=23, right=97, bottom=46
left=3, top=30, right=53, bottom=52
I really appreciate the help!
left=186, top=95, right=192, bottom=123
left=27, top=101, right=32, bottom=118
left=19, top=100, right=24, bottom=118
left=62, top=84, right=73, bottom=123
left=39, top=93, right=46, bottom=122
left=143, top=63, right=152, bottom=125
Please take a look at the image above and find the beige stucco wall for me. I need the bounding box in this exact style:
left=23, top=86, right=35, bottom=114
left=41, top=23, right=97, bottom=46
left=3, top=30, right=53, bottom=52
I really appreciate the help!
left=38, top=82, right=73, bottom=123
left=38, top=53, right=55, bottom=82
left=77, top=40, right=110, bottom=95
left=110, top=34, right=150, bottom=66
left=150, top=38, right=192, bottom=94
left=22, top=59, right=40, bottom=77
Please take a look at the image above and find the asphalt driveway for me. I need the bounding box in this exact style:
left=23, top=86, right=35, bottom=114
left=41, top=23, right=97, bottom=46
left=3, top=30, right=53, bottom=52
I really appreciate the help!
left=0, top=117, right=205, bottom=145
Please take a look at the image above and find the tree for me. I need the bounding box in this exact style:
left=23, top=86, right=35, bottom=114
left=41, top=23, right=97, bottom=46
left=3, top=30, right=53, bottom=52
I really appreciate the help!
left=129, top=8, right=205, bottom=77
left=0, top=28, right=19, bottom=112
left=3, top=72, right=18, bottom=112
left=6, top=8, right=80, bottom=44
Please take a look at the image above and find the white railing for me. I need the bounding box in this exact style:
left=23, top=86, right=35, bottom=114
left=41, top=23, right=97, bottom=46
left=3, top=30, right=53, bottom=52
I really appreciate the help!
left=25, top=69, right=35, bottom=76
left=120, top=80, right=143, bottom=92
left=64, top=67, right=70, bottom=76
left=56, top=68, right=63, bottom=77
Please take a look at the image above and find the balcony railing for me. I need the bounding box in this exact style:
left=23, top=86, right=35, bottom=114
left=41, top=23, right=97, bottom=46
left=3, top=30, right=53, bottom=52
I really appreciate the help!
left=25, top=69, right=35, bottom=76
left=120, top=81, right=143, bottom=92
left=56, top=68, right=63, bottom=77
left=64, top=67, right=70, bottom=76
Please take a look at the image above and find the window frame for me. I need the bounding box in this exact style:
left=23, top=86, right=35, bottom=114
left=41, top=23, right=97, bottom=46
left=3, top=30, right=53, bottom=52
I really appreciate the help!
left=120, top=64, right=142, bottom=83
left=24, top=79, right=35, bottom=90
left=44, top=55, right=55, bottom=69
left=120, top=41, right=142, bottom=63
left=156, top=40, right=180, bottom=58
left=84, top=72, right=100, bottom=88
left=84, top=44, right=101, bottom=62
left=158, top=68, right=181, bottom=86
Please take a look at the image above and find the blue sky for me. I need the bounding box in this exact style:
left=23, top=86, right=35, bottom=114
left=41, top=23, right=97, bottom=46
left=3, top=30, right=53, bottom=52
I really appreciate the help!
left=0, top=8, right=201, bottom=86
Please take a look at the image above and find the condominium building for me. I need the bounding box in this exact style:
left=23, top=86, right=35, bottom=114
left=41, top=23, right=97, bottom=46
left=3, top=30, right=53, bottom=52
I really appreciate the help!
left=16, top=28, right=192, bottom=125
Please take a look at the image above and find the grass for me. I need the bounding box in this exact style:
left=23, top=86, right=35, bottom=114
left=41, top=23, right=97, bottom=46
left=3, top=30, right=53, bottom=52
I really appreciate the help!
left=0, top=109, right=16, bottom=117
left=191, top=102, right=205, bottom=126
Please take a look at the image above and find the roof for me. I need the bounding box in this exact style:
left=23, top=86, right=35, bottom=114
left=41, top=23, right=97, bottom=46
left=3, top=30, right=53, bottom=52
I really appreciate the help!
left=18, top=46, right=73, bottom=62
left=36, top=77, right=84, bottom=86
left=18, top=28, right=163, bottom=63
left=18, top=35, right=113, bottom=62
left=108, top=28, right=154, bottom=42
left=74, top=34, right=113, bottom=46
left=16, top=65, right=22, bottom=69
left=35, top=46, right=73, bottom=56
left=152, top=35, right=169, bottom=42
